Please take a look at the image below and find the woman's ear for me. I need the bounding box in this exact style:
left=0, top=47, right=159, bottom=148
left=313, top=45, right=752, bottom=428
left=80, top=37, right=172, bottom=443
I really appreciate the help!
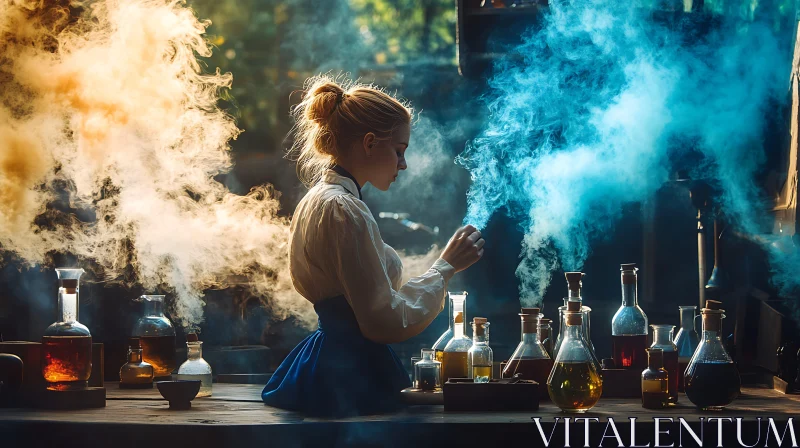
left=362, top=132, right=376, bottom=157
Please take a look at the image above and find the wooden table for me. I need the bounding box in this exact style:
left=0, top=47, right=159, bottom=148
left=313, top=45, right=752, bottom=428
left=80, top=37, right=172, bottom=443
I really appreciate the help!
left=0, top=385, right=797, bottom=447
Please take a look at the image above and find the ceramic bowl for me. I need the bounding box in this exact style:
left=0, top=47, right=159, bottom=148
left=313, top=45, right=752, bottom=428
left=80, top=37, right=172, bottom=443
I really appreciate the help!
left=155, top=380, right=201, bottom=410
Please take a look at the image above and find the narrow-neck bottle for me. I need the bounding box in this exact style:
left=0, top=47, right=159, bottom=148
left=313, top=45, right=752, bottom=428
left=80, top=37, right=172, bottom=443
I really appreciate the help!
left=641, top=348, right=668, bottom=409
left=554, top=272, right=600, bottom=371
left=674, top=306, right=700, bottom=392
left=441, top=303, right=472, bottom=383
left=433, top=292, right=466, bottom=363
left=120, top=338, right=154, bottom=388
left=177, top=333, right=212, bottom=397
left=612, top=264, right=648, bottom=369
left=503, top=308, right=552, bottom=398
left=650, top=325, right=678, bottom=404
left=468, top=318, right=493, bottom=383
left=685, top=300, right=740, bottom=410
left=133, top=295, right=176, bottom=379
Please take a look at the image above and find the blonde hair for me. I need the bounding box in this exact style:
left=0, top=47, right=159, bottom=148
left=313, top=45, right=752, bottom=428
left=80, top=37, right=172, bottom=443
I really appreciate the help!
left=289, top=75, right=413, bottom=187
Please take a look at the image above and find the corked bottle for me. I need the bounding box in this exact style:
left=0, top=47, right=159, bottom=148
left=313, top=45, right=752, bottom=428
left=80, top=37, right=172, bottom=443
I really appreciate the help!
left=611, top=263, right=648, bottom=369
left=503, top=308, right=553, bottom=398
left=468, top=318, right=493, bottom=383
left=554, top=272, right=600, bottom=370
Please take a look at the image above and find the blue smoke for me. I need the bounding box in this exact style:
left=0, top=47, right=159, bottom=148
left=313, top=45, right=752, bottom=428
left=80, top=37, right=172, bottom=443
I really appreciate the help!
left=457, top=0, right=790, bottom=304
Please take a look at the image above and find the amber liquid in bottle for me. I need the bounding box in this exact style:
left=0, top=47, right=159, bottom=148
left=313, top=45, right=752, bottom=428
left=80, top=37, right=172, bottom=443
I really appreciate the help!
left=548, top=361, right=602, bottom=412
left=642, top=380, right=668, bottom=409
left=502, top=358, right=554, bottom=398
left=140, top=335, right=177, bottom=378
left=612, top=334, right=647, bottom=369
left=472, top=365, right=492, bottom=382
left=42, top=336, right=93, bottom=390
left=441, top=351, right=469, bottom=382
left=663, top=351, right=679, bottom=404
left=435, top=350, right=444, bottom=364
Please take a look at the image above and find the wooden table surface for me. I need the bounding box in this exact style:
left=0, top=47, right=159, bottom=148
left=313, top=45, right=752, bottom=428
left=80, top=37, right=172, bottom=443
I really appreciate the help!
left=1, top=384, right=797, bottom=447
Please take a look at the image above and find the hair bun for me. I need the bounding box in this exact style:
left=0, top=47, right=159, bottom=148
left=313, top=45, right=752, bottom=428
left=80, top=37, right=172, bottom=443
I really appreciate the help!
left=306, top=82, right=345, bottom=124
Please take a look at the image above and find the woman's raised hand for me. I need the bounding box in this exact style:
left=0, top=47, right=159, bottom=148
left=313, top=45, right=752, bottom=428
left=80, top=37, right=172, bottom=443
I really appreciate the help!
left=440, top=225, right=485, bottom=273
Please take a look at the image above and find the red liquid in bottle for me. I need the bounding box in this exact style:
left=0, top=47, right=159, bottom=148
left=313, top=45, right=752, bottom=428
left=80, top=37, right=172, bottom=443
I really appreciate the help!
left=612, top=334, right=647, bottom=369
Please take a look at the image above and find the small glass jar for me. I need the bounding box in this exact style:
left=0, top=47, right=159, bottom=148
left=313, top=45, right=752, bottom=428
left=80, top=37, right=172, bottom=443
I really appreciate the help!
left=119, top=338, right=154, bottom=389
left=414, top=349, right=442, bottom=391
left=468, top=318, right=493, bottom=383
left=642, top=348, right=669, bottom=409
left=177, top=333, right=212, bottom=397
left=650, top=325, right=678, bottom=404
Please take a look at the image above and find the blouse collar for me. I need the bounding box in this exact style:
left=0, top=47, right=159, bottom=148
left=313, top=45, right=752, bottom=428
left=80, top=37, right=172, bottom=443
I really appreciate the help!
left=324, top=166, right=362, bottom=200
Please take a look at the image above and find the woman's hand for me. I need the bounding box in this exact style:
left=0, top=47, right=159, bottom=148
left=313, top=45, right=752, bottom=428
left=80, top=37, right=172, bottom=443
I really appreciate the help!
left=440, top=225, right=485, bottom=273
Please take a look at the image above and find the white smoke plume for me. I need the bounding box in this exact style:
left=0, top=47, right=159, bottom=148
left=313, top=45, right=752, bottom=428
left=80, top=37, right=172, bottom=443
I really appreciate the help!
left=0, top=0, right=315, bottom=328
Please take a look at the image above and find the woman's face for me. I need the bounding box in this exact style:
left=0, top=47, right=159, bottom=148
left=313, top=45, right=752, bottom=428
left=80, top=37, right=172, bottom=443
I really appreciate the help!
left=367, top=122, right=409, bottom=191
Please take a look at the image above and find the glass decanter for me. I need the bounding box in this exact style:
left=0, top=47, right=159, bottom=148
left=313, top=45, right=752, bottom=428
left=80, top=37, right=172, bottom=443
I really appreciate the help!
left=641, top=348, right=669, bottom=409
left=414, top=349, right=441, bottom=391
left=119, top=338, right=154, bottom=388
left=132, top=295, right=176, bottom=379
left=468, top=318, right=493, bottom=383
left=177, top=333, right=212, bottom=397
left=553, top=272, right=601, bottom=371
left=441, top=300, right=472, bottom=383
left=433, top=292, right=467, bottom=363
left=503, top=307, right=552, bottom=398
left=538, top=317, right=554, bottom=358
left=674, top=305, right=700, bottom=392
left=650, top=325, right=678, bottom=404
left=611, top=263, right=648, bottom=369
left=42, top=268, right=92, bottom=391
left=547, top=308, right=603, bottom=413
left=684, top=300, right=740, bottom=410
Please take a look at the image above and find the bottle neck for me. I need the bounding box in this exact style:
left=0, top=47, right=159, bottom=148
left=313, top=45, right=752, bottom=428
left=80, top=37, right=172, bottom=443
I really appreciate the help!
left=454, top=322, right=465, bottom=339
left=679, top=309, right=695, bottom=330
left=648, top=354, right=663, bottom=370
left=128, top=349, right=143, bottom=363
left=566, top=324, right=583, bottom=340
left=187, top=341, right=203, bottom=359
left=144, top=300, right=165, bottom=317
left=621, top=283, right=637, bottom=307
left=568, top=288, right=582, bottom=300
left=58, top=287, right=79, bottom=323
left=652, top=327, right=673, bottom=346
left=473, top=327, right=489, bottom=344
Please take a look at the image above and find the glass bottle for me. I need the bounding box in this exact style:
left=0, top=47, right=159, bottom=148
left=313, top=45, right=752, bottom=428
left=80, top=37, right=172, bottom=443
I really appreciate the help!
left=674, top=306, right=700, bottom=392
left=132, top=295, right=176, bottom=379
left=503, top=308, right=553, bottom=398
left=547, top=307, right=603, bottom=413
left=641, top=348, right=669, bottom=409
left=42, top=268, right=92, bottom=391
left=538, top=318, right=554, bottom=358
left=119, top=338, right=154, bottom=388
left=433, top=292, right=467, bottom=364
left=554, top=272, right=601, bottom=371
left=612, top=264, right=648, bottom=369
left=468, top=318, right=493, bottom=383
left=684, top=300, right=740, bottom=410
left=177, top=333, right=212, bottom=397
left=650, top=325, right=678, bottom=404
left=414, top=349, right=442, bottom=391
left=441, top=301, right=472, bottom=383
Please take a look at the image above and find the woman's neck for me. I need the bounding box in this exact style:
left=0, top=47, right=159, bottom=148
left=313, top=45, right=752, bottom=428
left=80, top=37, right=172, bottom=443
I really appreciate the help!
left=333, top=161, right=367, bottom=190
left=331, top=164, right=363, bottom=199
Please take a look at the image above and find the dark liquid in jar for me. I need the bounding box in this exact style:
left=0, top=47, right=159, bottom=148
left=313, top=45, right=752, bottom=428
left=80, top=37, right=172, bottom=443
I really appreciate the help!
left=612, top=334, right=647, bottom=369
left=42, top=336, right=92, bottom=390
left=642, top=391, right=668, bottom=409
left=685, top=362, right=740, bottom=409
left=502, top=358, right=554, bottom=399
left=677, top=360, right=690, bottom=392
left=140, top=335, right=176, bottom=378
left=663, top=350, right=679, bottom=404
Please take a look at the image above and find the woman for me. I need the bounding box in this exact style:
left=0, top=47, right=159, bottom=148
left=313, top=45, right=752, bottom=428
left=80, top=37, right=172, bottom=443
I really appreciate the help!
left=261, top=76, right=484, bottom=417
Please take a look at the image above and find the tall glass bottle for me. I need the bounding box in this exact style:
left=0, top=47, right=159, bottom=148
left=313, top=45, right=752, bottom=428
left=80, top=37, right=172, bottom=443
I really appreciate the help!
left=132, top=295, right=176, bottom=379
left=685, top=300, right=740, bottom=410
left=441, top=299, right=472, bottom=383
left=554, top=272, right=601, bottom=371
left=42, top=268, right=92, bottom=391
left=641, top=348, right=669, bottom=409
left=612, top=264, right=648, bottom=369
left=674, top=306, right=700, bottom=392
left=177, top=333, right=212, bottom=397
left=119, top=338, right=154, bottom=388
left=433, top=292, right=466, bottom=363
left=468, top=318, right=493, bottom=383
left=650, top=325, right=678, bottom=404
left=503, top=308, right=553, bottom=398
left=547, top=307, right=603, bottom=413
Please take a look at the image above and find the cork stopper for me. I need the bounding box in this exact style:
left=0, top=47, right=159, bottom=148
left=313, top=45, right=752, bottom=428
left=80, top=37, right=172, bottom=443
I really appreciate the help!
left=454, top=311, right=464, bottom=324
left=473, top=317, right=488, bottom=336
left=520, top=308, right=539, bottom=333
left=565, top=311, right=582, bottom=326
left=566, top=300, right=581, bottom=312
left=620, top=263, right=637, bottom=271
left=565, top=272, right=584, bottom=291
left=521, top=307, right=540, bottom=315
left=705, top=300, right=722, bottom=311
left=621, top=263, right=638, bottom=284
left=539, top=318, right=551, bottom=325
left=187, top=333, right=199, bottom=342
left=701, top=300, right=724, bottom=332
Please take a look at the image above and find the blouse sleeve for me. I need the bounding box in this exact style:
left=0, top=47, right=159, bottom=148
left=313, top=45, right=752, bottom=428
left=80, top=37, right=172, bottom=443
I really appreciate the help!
left=322, top=194, right=455, bottom=344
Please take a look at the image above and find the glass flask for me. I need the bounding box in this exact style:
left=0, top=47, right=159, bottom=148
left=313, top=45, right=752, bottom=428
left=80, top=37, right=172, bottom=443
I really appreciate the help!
left=441, top=299, right=472, bottom=383
left=433, top=292, right=467, bottom=364
left=674, top=306, right=700, bottom=392
left=132, top=295, right=176, bottom=379
left=650, top=326, right=678, bottom=404
left=538, top=318, right=554, bottom=358
left=554, top=272, right=601, bottom=370
left=548, top=308, right=602, bottom=413
left=177, top=333, right=212, bottom=397
left=42, top=268, right=92, bottom=391
left=119, top=338, right=154, bottom=388
left=641, top=348, right=669, bottom=409
left=468, top=318, right=493, bottom=383
left=414, top=349, right=442, bottom=391
left=503, top=308, right=553, bottom=398
left=612, top=264, right=648, bottom=369
left=684, top=300, right=740, bottom=410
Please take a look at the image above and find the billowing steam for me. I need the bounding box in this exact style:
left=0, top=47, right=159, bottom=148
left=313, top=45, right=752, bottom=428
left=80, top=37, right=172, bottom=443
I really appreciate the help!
left=0, top=0, right=314, bottom=328
left=458, top=0, right=789, bottom=305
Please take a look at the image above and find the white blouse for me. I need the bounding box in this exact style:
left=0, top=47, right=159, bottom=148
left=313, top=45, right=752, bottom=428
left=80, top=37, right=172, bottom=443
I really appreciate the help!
left=289, top=170, right=455, bottom=344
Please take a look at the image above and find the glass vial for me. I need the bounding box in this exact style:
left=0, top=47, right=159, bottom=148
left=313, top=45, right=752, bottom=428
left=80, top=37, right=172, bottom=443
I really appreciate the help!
left=468, top=318, right=493, bottom=383
left=547, top=305, right=603, bottom=413
left=42, top=268, right=92, bottom=391
left=414, top=349, right=442, bottom=391
left=674, top=305, right=700, bottom=392
left=120, top=338, right=154, bottom=388
left=503, top=308, right=553, bottom=398
left=433, top=292, right=467, bottom=363
left=612, top=263, right=648, bottom=369
left=132, top=295, right=176, bottom=379
left=642, top=348, right=669, bottom=409
left=650, top=325, right=678, bottom=404
left=684, top=300, right=740, bottom=410
left=441, top=296, right=472, bottom=383
left=177, top=333, right=212, bottom=397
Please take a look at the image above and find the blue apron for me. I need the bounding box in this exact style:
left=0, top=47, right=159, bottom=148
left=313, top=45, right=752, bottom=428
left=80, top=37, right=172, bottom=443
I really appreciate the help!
left=262, top=295, right=411, bottom=416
